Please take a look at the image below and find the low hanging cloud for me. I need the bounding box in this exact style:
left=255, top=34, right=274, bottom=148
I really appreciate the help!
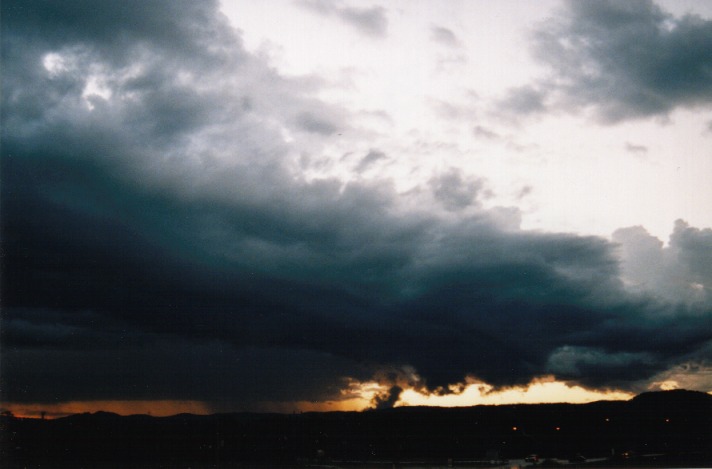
left=503, top=0, right=712, bottom=122
left=1, top=0, right=711, bottom=410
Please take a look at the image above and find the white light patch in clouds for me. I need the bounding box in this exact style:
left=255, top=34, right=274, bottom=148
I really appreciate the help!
left=219, top=0, right=712, bottom=241
left=41, top=50, right=113, bottom=110
left=42, top=52, right=69, bottom=76
left=82, top=75, right=113, bottom=109
left=218, top=0, right=550, bottom=135
left=219, top=1, right=550, bottom=187
left=511, top=110, right=712, bottom=240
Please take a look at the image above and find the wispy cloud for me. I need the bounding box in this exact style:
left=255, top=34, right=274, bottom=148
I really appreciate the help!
left=625, top=142, right=649, bottom=155
left=297, top=0, right=388, bottom=37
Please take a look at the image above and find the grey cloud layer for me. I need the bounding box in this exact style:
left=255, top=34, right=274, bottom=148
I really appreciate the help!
left=2, top=0, right=711, bottom=407
left=503, top=0, right=712, bottom=121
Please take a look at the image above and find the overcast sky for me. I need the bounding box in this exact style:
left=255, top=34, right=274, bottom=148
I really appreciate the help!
left=2, top=0, right=711, bottom=416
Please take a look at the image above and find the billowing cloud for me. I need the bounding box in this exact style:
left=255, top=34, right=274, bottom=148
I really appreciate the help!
left=613, top=220, right=712, bottom=305
left=1, top=0, right=711, bottom=410
left=509, top=0, right=712, bottom=122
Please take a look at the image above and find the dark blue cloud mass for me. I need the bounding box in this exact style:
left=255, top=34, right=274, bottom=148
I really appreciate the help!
left=1, top=0, right=711, bottom=409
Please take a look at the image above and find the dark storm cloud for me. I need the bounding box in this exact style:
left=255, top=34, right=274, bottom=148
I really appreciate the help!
left=508, top=0, right=712, bottom=122
left=2, top=0, right=711, bottom=408
left=371, top=385, right=403, bottom=409
left=297, top=0, right=388, bottom=38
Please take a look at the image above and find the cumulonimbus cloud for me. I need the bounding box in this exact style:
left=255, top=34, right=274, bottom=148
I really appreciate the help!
left=1, top=0, right=711, bottom=409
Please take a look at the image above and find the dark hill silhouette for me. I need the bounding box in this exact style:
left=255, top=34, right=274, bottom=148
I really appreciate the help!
left=2, top=390, right=711, bottom=468
left=631, top=388, right=712, bottom=405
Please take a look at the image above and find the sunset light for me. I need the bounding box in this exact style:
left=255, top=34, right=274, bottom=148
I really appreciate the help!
left=396, top=378, right=634, bottom=407
left=2, top=401, right=212, bottom=420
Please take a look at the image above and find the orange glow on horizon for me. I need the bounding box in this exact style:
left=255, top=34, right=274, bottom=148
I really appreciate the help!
left=0, top=397, right=370, bottom=419
left=338, top=375, right=637, bottom=410
left=1, top=400, right=212, bottom=419
left=7, top=378, right=705, bottom=418
left=257, top=398, right=371, bottom=413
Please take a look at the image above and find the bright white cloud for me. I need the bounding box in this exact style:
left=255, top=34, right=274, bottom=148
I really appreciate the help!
left=220, top=0, right=712, bottom=241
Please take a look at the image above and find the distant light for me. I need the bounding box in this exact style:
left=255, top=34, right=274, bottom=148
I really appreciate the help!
left=555, top=427, right=560, bottom=431
left=605, top=418, right=610, bottom=422
left=512, top=426, right=518, bottom=431
left=665, top=418, right=670, bottom=423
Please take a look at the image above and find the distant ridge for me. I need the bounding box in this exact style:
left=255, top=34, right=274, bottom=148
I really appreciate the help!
left=18, top=389, right=712, bottom=419
left=3, top=390, right=710, bottom=467
left=631, top=388, right=712, bottom=404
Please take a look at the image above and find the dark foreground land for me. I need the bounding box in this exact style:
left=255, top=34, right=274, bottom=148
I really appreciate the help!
left=2, top=390, right=711, bottom=468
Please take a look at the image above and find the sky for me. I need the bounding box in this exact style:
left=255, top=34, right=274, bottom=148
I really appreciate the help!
left=1, top=0, right=711, bottom=417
